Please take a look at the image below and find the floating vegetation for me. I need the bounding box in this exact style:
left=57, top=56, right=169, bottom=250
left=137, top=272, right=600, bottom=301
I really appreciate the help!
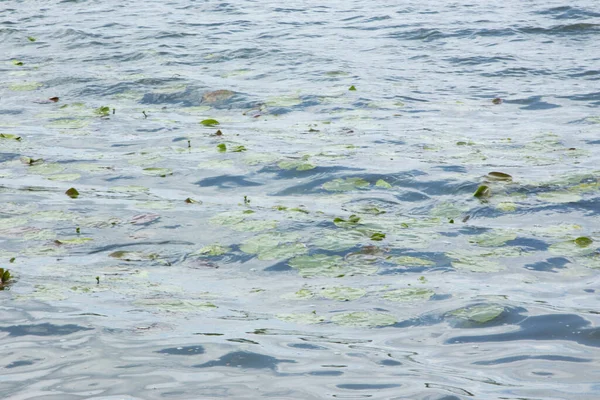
left=0, top=133, right=21, bottom=141
left=320, top=286, right=366, bottom=301
left=192, top=244, right=230, bottom=257
left=473, top=185, right=490, bottom=198
left=383, top=288, right=435, bottom=302
left=200, top=119, right=220, bottom=127
left=0, top=268, right=12, bottom=290
left=65, top=188, right=80, bottom=198
left=331, top=311, right=396, bottom=327
left=323, top=177, right=369, bottom=192
left=447, top=304, right=505, bottom=326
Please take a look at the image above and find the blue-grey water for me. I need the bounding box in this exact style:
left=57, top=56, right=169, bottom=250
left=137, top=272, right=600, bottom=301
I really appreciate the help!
left=1, top=1, right=600, bottom=399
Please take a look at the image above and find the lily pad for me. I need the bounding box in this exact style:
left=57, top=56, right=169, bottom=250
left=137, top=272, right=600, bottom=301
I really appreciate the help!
left=486, top=172, right=512, bottom=181
left=320, top=286, right=366, bottom=301
left=192, top=244, right=230, bottom=257
left=383, top=288, right=434, bottom=302
left=289, top=254, right=345, bottom=278
left=0, top=133, right=21, bottom=141
left=388, top=256, right=434, bottom=267
left=278, top=160, right=316, bottom=171
left=277, top=313, right=326, bottom=324
left=200, top=119, right=220, bottom=127
left=331, top=312, right=396, bottom=327
left=9, top=81, right=42, bottom=91
left=323, top=177, right=369, bottom=192
left=473, top=185, right=490, bottom=198
left=142, top=168, right=173, bottom=177
left=109, top=251, right=158, bottom=261
left=375, top=179, right=392, bottom=189
left=448, top=304, right=505, bottom=325
left=65, top=188, right=80, bottom=198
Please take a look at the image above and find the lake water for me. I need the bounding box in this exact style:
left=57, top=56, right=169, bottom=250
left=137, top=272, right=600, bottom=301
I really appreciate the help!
left=1, top=1, right=600, bottom=399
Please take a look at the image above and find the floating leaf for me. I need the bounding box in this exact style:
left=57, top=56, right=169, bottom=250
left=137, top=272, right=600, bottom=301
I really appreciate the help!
left=311, top=229, right=366, bottom=251
left=54, top=237, right=93, bottom=245
left=0, top=133, right=21, bottom=141
left=12, top=60, right=24, bottom=66
left=49, top=96, right=59, bottom=102
left=109, top=251, right=158, bottom=261
left=492, top=98, right=502, bottom=105
left=278, top=160, right=316, bottom=171
left=383, top=288, right=434, bottom=302
left=486, top=172, right=512, bottom=181
left=231, top=145, right=247, bottom=152
left=331, top=312, right=396, bottom=327
left=575, top=237, right=593, bottom=247
left=185, top=197, right=201, bottom=204
left=348, top=85, right=357, bottom=91
left=130, top=213, right=160, bottom=225
left=142, top=168, right=173, bottom=177
left=320, top=286, right=366, bottom=301
left=537, top=191, right=581, bottom=204
left=200, top=119, right=220, bottom=127
left=27, top=36, right=36, bottom=42
left=95, top=106, right=110, bottom=116
left=451, top=257, right=504, bottom=272
left=193, top=244, right=230, bottom=257
left=388, top=256, right=434, bottom=267
left=202, top=90, right=235, bottom=103
left=277, top=313, right=325, bottom=324
left=289, top=254, right=344, bottom=278
left=448, top=304, right=505, bottom=325
left=217, top=143, right=227, bottom=152
left=323, top=177, right=369, bottom=192
left=0, top=268, right=11, bottom=284
left=375, top=179, right=392, bottom=189
left=370, top=232, right=386, bottom=241
left=65, top=188, right=79, bottom=198
left=473, top=185, right=490, bottom=198
left=9, top=81, right=42, bottom=91
left=470, top=231, right=517, bottom=247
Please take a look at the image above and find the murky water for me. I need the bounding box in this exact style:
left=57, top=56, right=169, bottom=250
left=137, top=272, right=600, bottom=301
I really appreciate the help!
left=1, top=1, right=600, bottom=399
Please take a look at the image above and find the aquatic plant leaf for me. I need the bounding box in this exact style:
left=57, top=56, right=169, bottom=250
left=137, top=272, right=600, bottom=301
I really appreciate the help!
left=549, top=239, right=596, bottom=257
left=278, top=160, right=316, bottom=171
left=320, top=286, right=366, bottom=301
left=29, top=163, right=65, bottom=175
left=202, top=90, right=235, bottom=103
left=537, top=191, right=581, bottom=204
left=231, top=145, right=247, bottom=152
left=383, top=288, right=434, bottom=302
left=65, top=188, right=79, bottom=198
left=135, top=299, right=217, bottom=312
left=375, top=179, right=392, bottom=188
left=289, top=254, right=344, bottom=278
left=47, top=173, right=81, bottom=182
left=311, top=229, right=366, bottom=251
left=282, top=288, right=315, bottom=300
left=575, top=237, right=593, bottom=247
left=193, top=244, right=230, bottom=256
left=27, top=36, right=36, bottom=42
left=95, top=106, right=110, bottom=116
left=370, top=232, right=386, bottom=241
left=388, top=256, right=434, bottom=267
left=142, top=168, right=173, bottom=177
left=486, top=172, right=512, bottom=181
left=217, top=143, right=227, bottom=152
left=277, top=313, right=325, bottom=324
left=0, top=133, right=21, bottom=141
left=348, top=85, right=357, bottom=91
left=448, top=304, right=505, bottom=324
left=200, top=119, right=220, bottom=127
left=323, top=177, right=369, bottom=192
left=1, top=269, right=10, bottom=284
left=331, top=312, right=396, bottom=327
left=9, top=81, right=42, bottom=91
left=473, top=185, right=490, bottom=198
left=109, top=251, right=158, bottom=261
left=230, top=219, right=277, bottom=232
left=470, top=231, right=517, bottom=247
left=54, top=237, right=93, bottom=245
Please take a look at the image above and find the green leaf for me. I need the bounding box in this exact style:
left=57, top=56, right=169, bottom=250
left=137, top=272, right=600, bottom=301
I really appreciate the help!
left=448, top=304, right=505, bottom=325
left=0, top=133, right=21, bottom=141
left=193, top=244, right=230, bottom=256
left=231, top=145, right=247, bottom=152
left=277, top=313, right=326, bottom=324
left=95, top=106, right=110, bottom=116
left=1, top=269, right=10, bottom=284
left=348, top=85, right=357, bottom=91
left=320, top=286, right=366, bottom=301
left=575, top=237, right=593, bottom=247
left=28, top=36, right=36, bottom=42
left=331, top=311, right=396, bottom=327
left=65, top=188, right=79, bottom=198
left=217, top=143, right=227, bottom=152
left=370, top=232, right=386, bottom=241
left=200, top=119, right=220, bottom=127
left=109, top=251, right=158, bottom=261
left=323, top=177, right=369, bottom=192
left=473, top=185, right=490, bottom=198
left=383, top=288, right=434, bottom=302
left=54, top=237, right=93, bottom=245
left=142, top=168, right=173, bottom=177
left=486, top=172, right=512, bottom=181
left=12, top=60, right=24, bottom=66
left=375, top=179, right=392, bottom=189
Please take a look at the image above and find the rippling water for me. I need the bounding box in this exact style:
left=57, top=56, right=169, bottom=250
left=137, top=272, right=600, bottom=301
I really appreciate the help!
left=1, top=1, right=600, bottom=399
